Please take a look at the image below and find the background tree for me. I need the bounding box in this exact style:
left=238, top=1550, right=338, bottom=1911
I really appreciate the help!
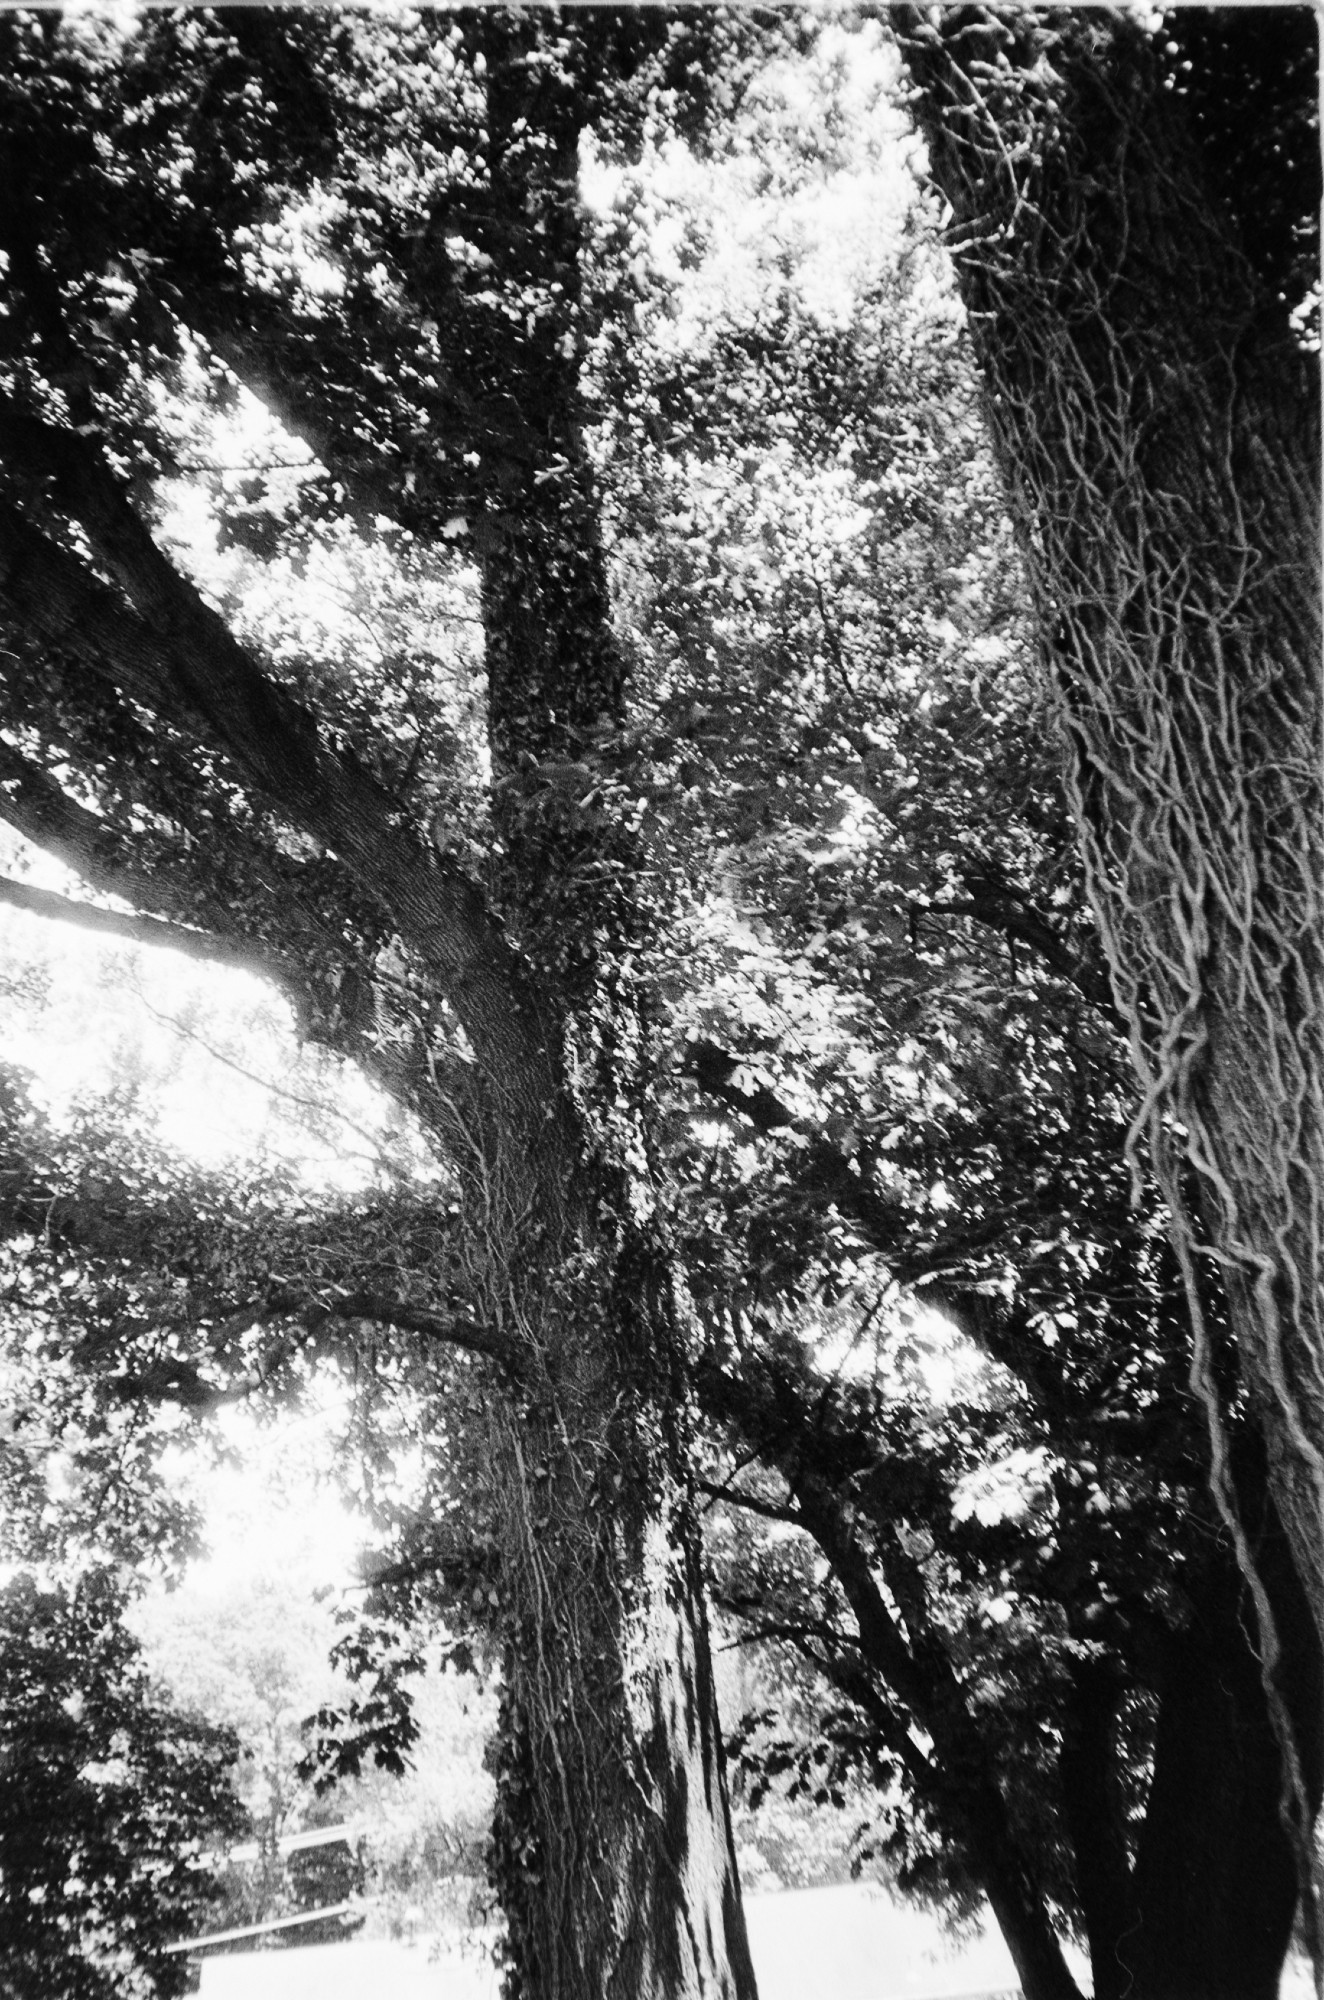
left=137, top=1573, right=366, bottom=1949
left=0, top=1567, right=247, bottom=2000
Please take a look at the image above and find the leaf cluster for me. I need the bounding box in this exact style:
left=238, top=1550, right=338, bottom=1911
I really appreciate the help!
left=0, top=1566, right=247, bottom=2000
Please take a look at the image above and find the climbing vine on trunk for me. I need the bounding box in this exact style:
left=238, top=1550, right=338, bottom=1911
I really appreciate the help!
left=896, top=2, right=1324, bottom=1916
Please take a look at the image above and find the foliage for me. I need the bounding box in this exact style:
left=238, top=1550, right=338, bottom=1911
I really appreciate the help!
left=0, top=1566, right=247, bottom=2000
left=334, top=1646, right=498, bottom=1944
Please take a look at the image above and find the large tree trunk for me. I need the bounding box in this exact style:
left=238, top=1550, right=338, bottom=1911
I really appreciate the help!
left=895, top=0, right=1324, bottom=1784
left=0, top=8, right=759, bottom=1987
left=425, top=18, right=757, bottom=1996
left=1055, top=1460, right=1323, bottom=2000
left=481, top=1221, right=755, bottom=2000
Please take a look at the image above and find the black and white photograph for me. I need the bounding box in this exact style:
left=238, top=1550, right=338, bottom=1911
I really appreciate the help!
left=0, top=6, right=1318, bottom=1998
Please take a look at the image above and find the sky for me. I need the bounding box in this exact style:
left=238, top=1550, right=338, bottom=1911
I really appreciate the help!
left=165, top=1391, right=369, bottom=1600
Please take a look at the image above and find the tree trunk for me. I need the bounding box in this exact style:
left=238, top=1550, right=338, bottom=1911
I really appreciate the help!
left=797, top=1481, right=1082, bottom=2000
left=483, top=1228, right=756, bottom=2000
left=1129, top=1454, right=1324, bottom=2000
left=423, top=18, right=757, bottom=1995
left=701, top=1353, right=1082, bottom=2000
left=959, top=1796, right=1083, bottom=2000
left=894, top=0, right=1324, bottom=1747
left=1058, top=1663, right=1137, bottom=2000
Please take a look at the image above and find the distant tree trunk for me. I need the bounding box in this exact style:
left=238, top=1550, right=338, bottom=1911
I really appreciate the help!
left=420, top=18, right=757, bottom=1997
left=895, top=0, right=1324, bottom=1859
left=1058, top=1662, right=1136, bottom=2000
left=700, top=1353, right=1083, bottom=2000
left=1128, top=1449, right=1324, bottom=2000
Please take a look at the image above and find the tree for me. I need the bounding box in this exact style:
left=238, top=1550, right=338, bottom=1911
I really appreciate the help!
left=136, top=1570, right=365, bottom=1946
left=704, top=1300, right=1319, bottom=2000
left=892, top=2, right=1324, bottom=1889
left=0, top=1567, right=247, bottom=2000
left=0, top=10, right=779, bottom=1995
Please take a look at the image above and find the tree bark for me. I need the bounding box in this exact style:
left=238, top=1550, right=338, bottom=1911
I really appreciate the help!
left=894, top=0, right=1324, bottom=1764
left=1130, top=1455, right=1324, bottom=2000
left=483, top=1229, right=755, bottom=2000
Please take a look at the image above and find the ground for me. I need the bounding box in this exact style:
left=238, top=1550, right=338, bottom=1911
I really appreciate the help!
left=193, top=1881, right=1077, bottom=1999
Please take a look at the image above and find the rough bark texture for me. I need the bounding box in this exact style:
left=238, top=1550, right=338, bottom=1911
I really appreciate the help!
left=895, top=0, right=1324, bottom=1880
left=895, top=0, right=1323, bottom=1593
left=484, top=1248, right=757, bottom=2000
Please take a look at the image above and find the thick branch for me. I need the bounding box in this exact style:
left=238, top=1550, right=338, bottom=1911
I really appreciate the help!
left=919, top=887, right=1116, bottom=1018
left=116, top=1288, right=514, bottom=1413
left=696, top=1476, right=801, bottom=1529
left=689, top=1068, right=1040, bottom=1285
left=171, top=305, right=407, bottom=529
left=0, top=874, right=292, bottom=981
left=118, top=1324, right=314, bottom=1414
left=0, top=735, right=218, bottom=929
left=165, top=291, right=474, bottom=539
left=0, top=736, right=331, bottom=969
left=0, top=458, right=556, bottom=1121
left=331, top=1289, right=514, bottom=1365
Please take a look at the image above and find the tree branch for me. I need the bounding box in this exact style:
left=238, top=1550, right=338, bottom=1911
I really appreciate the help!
left=162, top=286, right=474, bottom=537
left=0, top=735, right=204, bottom=923
left=0, top=736, right=346, bottom=976
left=686, top=1039, right=797, bottom=1133
left=0, top=428, right=558, bottom=1119
left=116, top=1288, right=514, bottom=1414
left=130, top=988, right=402, bottom=1171
left=328, top=1289, right=514, bottom=1365
left=918, top=884, right=1117, bottom=1019
left=0, top=873, right=292, bottom=981
left=697, top=1476, right=802, bottom=1529
left=702, top=1340, right=1082, bottom=1996
left=717, top=1613, right=853, bottom=1655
